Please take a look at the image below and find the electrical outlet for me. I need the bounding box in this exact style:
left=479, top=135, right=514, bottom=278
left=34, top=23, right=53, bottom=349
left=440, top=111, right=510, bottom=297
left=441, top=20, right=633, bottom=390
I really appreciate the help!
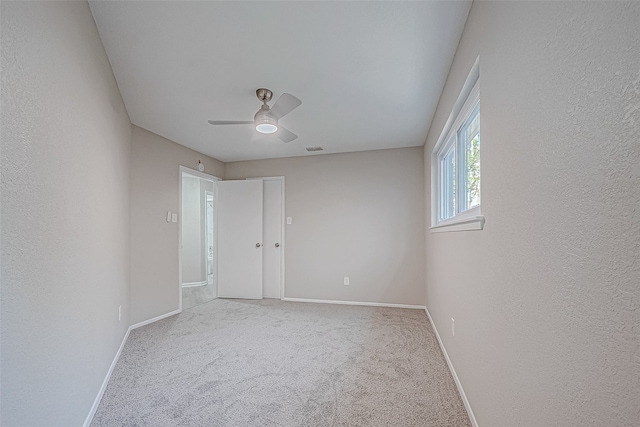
left=343, top=277, right=350, bottom=286
left=171, top=213, right=178, bottom=223
left=119, top=305, right=122, bottom=321
left=451, top=318, right=455, bottom=336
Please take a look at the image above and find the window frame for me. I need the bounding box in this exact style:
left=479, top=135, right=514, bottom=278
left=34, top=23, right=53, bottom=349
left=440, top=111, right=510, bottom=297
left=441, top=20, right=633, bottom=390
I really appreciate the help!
left=431, top=58, right=484, bottom=232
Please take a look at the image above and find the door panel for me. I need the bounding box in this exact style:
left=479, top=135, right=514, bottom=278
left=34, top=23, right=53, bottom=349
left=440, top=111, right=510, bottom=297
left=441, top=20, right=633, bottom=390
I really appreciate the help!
left=262, top=180, right=282, bottom=298
left=217, top=180, right=263, bottom=299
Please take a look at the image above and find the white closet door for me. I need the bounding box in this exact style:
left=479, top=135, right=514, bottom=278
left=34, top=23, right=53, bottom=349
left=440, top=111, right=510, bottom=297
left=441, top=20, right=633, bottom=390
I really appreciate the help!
left=217, top=180, right=263, bottom=299
left=262, top=179, right=283, bottom=298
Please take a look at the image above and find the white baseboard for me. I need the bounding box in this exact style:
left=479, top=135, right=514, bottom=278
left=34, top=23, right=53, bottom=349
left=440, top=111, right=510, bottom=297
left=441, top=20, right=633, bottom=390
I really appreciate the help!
left=129, top=309, right=181, bottom=330
left=83, top=308, right=181, bottom=427
left=282, top=297, right=425, bottom=310
left=181, top=281, right=207, bottom=288
left=82, top=326, right=131, bottom=427
left=424, top=307, right=479, bottom=427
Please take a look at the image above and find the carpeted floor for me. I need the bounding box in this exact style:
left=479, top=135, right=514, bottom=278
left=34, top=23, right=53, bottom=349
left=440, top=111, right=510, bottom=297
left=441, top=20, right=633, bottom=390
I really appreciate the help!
left=91, top=299, right=471, bottom=426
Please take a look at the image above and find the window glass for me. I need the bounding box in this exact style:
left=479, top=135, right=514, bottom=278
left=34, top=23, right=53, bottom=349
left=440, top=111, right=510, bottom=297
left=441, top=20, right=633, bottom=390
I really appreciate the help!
left=460, top=105, right=480, bottom=212
left=441, top=146, right=456, bottom=220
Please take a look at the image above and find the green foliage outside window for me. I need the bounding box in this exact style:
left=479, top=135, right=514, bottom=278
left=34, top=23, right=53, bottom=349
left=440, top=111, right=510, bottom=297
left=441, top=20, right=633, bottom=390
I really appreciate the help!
left=467, top=134, right=480, bottom=208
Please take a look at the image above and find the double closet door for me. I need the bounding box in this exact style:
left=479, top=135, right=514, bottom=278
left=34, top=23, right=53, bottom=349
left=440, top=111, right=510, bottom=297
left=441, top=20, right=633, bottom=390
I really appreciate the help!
left=216, top=178, right=283, bottom=300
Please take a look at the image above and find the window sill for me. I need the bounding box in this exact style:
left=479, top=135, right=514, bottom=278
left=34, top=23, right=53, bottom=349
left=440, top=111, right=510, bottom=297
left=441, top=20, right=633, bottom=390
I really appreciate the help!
left=430, top=215, right=485, bottom=233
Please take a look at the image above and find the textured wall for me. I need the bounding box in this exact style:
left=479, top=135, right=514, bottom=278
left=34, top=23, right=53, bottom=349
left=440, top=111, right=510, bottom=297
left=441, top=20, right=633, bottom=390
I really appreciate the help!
left=423, top=2, right=640, bottom=426
left=226, top=147, right=426, bottom=306
left=130, top=125, right=224, bottom=324
left=1, top=1, right=132, bottom=425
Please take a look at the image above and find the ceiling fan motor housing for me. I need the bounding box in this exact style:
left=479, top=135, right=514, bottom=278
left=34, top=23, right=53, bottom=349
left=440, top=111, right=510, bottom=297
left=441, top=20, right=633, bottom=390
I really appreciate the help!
left=254, top=104, right=278, bottom=133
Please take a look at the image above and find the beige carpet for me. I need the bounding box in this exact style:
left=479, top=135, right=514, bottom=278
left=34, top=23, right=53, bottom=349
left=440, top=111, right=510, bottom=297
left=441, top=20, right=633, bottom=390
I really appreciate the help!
left=91, top=299, right=471, bottom=426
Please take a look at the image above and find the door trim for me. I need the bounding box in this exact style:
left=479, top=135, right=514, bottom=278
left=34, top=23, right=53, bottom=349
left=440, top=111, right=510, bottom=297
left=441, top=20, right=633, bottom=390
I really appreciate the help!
left=178, top=165, right=221, bottom=312
left=247, top=176, right=285, bottom=300
left=204, top=189, right=215, bottom=286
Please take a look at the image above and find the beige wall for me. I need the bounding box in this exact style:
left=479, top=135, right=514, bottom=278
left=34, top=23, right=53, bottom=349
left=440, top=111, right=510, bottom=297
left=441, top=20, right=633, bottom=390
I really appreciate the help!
left=1, top=1, right=132, bottom=425
left=423, top=2, right=640, bottom=426
left=226, top=147, right=425, bottom=306
left=130, top=125, right=224, bottom=324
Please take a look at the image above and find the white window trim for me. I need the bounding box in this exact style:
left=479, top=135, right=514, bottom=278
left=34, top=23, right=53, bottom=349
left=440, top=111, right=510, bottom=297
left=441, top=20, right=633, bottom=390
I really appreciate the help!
left=430, top=215, right=484, bottom=233
left=430, top=56, right=484, bottom=233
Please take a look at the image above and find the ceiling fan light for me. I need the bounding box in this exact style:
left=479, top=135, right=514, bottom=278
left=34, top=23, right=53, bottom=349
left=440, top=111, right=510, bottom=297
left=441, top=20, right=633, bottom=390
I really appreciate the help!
left=255, top=118, right=278, bottom=134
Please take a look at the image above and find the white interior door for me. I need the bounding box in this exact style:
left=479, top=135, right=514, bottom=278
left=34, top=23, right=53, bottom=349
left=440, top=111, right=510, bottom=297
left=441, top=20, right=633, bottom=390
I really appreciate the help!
left=217, top=180, right=263, bottom=299
left=262, top=179, right=283, bottom=298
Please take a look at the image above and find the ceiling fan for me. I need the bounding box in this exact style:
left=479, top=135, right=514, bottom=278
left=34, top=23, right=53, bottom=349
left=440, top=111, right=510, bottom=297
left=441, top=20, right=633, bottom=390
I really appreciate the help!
left=208, top=88, right=302, bottom=143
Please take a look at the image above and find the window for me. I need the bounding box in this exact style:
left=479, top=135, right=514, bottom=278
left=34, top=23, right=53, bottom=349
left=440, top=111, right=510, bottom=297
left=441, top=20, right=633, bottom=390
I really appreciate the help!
left=431, top=59, right=483, bottom=232
left=438, top=101, right=480, bottom=222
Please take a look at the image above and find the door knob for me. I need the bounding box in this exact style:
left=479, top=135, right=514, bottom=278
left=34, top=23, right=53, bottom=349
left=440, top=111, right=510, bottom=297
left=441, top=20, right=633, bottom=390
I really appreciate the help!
left=256, top=243, right=261, bottom=248
left=275, top=243, right=280, bottom=248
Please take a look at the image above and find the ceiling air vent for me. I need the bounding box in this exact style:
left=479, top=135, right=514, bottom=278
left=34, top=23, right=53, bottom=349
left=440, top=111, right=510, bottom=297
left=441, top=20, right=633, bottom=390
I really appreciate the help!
left=306, top=146, right=324, bottom=152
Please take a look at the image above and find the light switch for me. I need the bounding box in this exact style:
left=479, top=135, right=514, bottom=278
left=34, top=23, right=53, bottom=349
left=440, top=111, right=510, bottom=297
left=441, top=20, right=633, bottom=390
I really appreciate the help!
left=171, top=213, right=178, bottom=223
left=287, top=217, right=292, bottom=225
left=166, top=211, right=171, bottom=222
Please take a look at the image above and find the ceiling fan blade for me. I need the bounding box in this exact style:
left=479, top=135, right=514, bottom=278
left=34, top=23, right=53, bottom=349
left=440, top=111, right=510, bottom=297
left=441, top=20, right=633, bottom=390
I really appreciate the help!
left=208, top=120, right=253, bottom=125
left=268, top=93, right=302, bottom=120
left=277, top=126, right=297, bottom=143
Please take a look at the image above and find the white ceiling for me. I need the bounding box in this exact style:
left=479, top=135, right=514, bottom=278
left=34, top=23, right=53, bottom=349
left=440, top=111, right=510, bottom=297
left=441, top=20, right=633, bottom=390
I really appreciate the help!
left=89, top=1, right=471, bottom=162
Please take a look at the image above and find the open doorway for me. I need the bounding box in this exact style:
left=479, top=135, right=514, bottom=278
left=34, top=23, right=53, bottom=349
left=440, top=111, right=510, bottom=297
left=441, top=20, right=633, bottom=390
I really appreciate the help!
left=179, top=166, right=220, bottom=310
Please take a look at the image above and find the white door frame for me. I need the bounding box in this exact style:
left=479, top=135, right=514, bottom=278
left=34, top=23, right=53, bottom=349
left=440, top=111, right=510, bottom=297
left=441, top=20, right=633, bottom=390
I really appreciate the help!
left=178, top=165, right=221, bottom=312
left=204, top=190, right=214, bottom=286
left=247, top=176, right=285, bottom=300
